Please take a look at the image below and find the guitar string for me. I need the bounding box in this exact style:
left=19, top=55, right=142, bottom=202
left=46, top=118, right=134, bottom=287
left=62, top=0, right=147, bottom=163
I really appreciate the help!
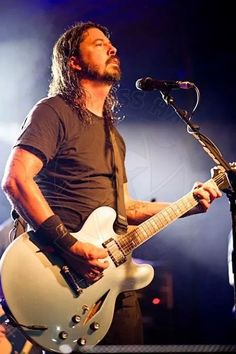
left=117, top=173, right=226, bottom=255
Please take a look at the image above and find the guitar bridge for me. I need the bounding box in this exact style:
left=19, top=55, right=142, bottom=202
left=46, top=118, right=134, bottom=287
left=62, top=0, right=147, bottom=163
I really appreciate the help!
left=102, top=238, right=126, bottom=267
left=60, top=266, right=83, bottom=296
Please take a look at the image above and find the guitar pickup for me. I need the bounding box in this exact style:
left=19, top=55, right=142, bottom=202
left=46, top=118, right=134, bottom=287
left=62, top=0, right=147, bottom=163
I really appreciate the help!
left=103, top=238, right=126, bottom=267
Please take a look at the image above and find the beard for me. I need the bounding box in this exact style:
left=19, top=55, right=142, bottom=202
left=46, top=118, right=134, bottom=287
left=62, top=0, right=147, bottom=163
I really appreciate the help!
left=78, top=56, right=121, bottom=84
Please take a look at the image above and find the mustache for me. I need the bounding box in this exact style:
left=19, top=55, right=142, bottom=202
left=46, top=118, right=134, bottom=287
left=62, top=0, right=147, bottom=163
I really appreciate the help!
left=106, top=56, right=120, bottom=66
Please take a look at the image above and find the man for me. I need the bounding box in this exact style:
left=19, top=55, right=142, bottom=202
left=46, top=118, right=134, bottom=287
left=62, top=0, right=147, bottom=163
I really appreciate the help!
left=1, top=21, right=221, bottom=349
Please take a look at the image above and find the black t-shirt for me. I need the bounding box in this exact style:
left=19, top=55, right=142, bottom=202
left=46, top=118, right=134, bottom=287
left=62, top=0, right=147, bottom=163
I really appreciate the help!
left=15, top=95, right=127, bottom=232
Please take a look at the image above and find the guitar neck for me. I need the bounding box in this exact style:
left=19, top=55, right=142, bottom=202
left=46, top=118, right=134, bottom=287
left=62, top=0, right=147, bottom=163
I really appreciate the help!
left=119, top=178, right=214, bottom=255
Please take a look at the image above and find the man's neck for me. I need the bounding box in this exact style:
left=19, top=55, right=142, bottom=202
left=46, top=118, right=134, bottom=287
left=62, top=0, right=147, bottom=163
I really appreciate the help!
left=80, top=79, right=112, bottom=117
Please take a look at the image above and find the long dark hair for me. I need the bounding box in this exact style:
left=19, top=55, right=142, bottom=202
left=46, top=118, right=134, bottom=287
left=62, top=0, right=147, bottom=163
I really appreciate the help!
left=48, top=21, right=120, bottom=125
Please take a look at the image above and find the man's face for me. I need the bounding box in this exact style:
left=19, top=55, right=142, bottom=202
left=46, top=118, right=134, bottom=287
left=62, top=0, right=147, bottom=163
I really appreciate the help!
left=77, top=27, right=121, bottom=84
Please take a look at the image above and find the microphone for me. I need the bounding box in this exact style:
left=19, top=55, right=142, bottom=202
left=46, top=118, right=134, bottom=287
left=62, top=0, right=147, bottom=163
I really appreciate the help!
left=136, top=77, right=195, bottom=91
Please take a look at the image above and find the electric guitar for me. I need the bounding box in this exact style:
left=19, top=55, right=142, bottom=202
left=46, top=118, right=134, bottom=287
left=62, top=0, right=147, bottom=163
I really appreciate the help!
left=0, top=166, right=233, bottom=353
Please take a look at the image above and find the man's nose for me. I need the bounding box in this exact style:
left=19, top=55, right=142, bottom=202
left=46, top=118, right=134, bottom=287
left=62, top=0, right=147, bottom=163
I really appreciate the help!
left=108, top=44, right=117, bottom=56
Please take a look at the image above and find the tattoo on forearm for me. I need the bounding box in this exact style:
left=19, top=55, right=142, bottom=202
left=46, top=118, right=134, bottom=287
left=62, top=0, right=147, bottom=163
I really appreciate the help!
left=126, top=200, right=151, bottom=222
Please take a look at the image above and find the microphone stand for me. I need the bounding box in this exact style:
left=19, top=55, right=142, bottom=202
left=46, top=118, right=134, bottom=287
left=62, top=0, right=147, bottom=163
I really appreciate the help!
left=160, top=89, right=236, bottom=312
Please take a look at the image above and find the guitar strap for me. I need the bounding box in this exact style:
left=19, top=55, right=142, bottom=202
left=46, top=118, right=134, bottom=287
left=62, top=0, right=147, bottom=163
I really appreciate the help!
left=109, top=127, right=128, bottom=235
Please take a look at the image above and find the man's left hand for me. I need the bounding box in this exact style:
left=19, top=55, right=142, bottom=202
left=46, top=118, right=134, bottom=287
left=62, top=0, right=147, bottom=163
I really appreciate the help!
left=190, top=180, right=222, bottom=215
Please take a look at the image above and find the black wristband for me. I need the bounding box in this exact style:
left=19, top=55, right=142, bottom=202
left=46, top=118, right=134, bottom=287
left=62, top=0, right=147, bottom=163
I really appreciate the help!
left=36, top=215, right=77, bottom=250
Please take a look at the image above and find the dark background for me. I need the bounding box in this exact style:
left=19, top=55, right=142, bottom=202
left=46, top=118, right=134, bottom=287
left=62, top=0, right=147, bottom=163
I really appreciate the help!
left=0, top=0, right=235, bottom=347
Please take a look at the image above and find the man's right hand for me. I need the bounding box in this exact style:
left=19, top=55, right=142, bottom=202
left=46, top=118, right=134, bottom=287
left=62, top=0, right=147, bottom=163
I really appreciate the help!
left=61, top=241, right=109, bottom=282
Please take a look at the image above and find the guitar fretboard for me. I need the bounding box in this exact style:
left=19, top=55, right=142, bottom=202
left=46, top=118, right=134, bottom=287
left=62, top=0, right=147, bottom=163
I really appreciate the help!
left=119, top=191, right=198, bottom=255
left=114, top=168, right=228, bottom=256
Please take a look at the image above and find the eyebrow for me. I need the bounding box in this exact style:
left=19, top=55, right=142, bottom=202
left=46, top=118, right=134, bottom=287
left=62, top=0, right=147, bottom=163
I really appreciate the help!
left=92, top=38, right=112, bottom=45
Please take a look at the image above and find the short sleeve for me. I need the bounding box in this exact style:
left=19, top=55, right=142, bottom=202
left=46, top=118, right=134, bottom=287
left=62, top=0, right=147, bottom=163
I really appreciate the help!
left=14, top=102, right=64, bottom=165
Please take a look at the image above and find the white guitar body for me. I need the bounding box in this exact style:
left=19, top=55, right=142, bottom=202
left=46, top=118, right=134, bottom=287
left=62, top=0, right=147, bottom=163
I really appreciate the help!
left=0, top=206, right=154, bottom=353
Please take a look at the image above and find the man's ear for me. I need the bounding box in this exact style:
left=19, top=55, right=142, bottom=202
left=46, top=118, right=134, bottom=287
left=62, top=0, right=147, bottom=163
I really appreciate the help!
left=67, top=56, right=82, bottom=71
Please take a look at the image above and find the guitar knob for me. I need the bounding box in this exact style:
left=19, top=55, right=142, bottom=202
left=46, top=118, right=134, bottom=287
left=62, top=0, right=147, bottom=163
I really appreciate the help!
left=90, top=321, right=100, bottom=331
left=59, top=331, right=68, bottom=340
left=72, top=315, right=81, bottom=323
left=77, top=337, right=86, bottom=346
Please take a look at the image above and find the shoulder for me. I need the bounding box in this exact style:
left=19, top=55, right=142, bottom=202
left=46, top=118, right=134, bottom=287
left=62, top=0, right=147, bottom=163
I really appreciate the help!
left=26, top=95, right=80, bottom=130
left=34, top=95, right=73, bottom=117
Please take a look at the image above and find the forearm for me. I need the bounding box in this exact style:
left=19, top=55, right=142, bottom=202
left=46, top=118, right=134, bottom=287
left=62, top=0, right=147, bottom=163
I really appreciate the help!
left=125, top=178, right=222, bottom=225
left=125, top=198, right=170, bottom=225
left=2, top=177, right=54, bottom=230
